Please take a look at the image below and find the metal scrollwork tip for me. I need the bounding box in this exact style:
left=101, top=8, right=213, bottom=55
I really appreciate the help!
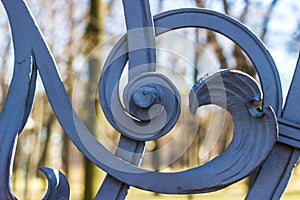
left=40, top=167, right=70, bottom=200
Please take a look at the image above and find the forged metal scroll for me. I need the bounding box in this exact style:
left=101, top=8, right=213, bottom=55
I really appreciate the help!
left=2, top=0, right=299, bottom=199
left=40, top=167, right=70, bottom=200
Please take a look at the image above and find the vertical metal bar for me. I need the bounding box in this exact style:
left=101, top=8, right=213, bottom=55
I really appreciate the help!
left=95, top=137, right=145, bottom=200
left=122, top=0, right=156, bottom=77
left=247, top=54, right=300, bottom=199
left=281, top=53, right=300, bottom=122
left=96, top=1, right=155, bottom=199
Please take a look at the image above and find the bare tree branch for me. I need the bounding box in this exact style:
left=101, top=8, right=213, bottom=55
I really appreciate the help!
left=207, top=31, right=228, bottom=69
left=195, top=0, right=203, bottom=8
left=222, top=0, right=229, bottom=15
left=261, top=0, right=279, bottom=41
left=240, top=0, right=249, bottom=22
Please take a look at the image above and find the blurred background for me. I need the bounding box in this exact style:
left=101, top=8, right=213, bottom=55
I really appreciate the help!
left=0, top=0, right=299, bottom=199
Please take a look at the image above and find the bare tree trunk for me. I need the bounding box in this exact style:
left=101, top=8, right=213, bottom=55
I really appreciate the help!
left=60, top=0, right=77, bottom=177
left=83, top=0, right=104, bottom=199
left=83, top=58, right=101, bottom=200
left=246, top=0, right=279, bottom=190
left=260, top=0, right=279, bottom=41
left=37, top=107, right=56, bottom=169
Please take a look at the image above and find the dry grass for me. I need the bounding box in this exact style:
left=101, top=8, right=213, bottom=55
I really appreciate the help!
left=13, top=165, right=300, bottom=199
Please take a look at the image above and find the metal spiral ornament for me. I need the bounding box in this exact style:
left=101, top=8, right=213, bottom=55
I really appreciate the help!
left=1, top=0, right=300, bottom=199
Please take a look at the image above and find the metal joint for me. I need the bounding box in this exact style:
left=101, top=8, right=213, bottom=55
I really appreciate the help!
left=278, top=118, right=300, bottom=149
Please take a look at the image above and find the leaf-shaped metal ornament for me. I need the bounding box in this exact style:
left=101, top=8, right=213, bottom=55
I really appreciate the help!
left=40, top=167, right=70, bottom=200
left=91, top=70, right=278, bottom=194
left=185, top=70, right=278, bottom=192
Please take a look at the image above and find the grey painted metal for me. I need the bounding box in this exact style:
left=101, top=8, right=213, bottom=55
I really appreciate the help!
left=121, top=0, right=156, bottom=75
left=278, top=54, right=300, bottom=147
left=99, top=8, right=281, bottom=141
left=247, top=54, right=300, bottom=199
left=0, top=0, right=37, bottom=199
left=40, top=167, right=70, bottom=200
left=97, top=1, right=154, bottom=199
left=1, top=0, right=300, bottom=199
left=0, top=0, right=68, bottom=199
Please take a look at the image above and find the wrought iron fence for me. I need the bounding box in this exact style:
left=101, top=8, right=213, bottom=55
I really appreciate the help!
left=0, top=0, right=300, bottom=199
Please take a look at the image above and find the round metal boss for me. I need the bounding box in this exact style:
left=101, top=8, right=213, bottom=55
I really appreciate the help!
left=123, top=72, right=180, bottom=122
left=109, top=72, right=180, bottom=141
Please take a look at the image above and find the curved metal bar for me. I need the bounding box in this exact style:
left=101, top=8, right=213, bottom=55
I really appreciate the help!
left=246, top=143, right=300, bottom=199
left=100, top=8, right=282, bottom=142
left=19, top=52, right=37, bottom=132
left=0, top=1, right=38, bottom=199
left=28, top=8, right=280, bottom=194
left=0, top=1, right=284, bottom=198
left=40, top=167, right=70, bottom=200
left=33, top=7, right=276, bottom=193
left=0, top=53, right=36, bottom=199
left=100, top=69, right=181, bottom=141
left=153, top=8, right=282, bottom=115
left=97, top=1, right=156, bottom=198
left=187, top=70, right=277, bottom=193
left=247, top=54, right=300, bottom=199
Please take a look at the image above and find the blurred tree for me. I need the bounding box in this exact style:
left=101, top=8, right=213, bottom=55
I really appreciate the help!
left=0, top=0, right=299, bottom=199
left=82, top=0, right=104, bottom=199
left=190, top=0, right=280, bottom=195
left=0, top=36, right=10, bottom=110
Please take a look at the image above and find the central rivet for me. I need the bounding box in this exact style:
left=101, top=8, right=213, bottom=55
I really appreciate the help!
left=132, top=86, right=158, bottom=109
